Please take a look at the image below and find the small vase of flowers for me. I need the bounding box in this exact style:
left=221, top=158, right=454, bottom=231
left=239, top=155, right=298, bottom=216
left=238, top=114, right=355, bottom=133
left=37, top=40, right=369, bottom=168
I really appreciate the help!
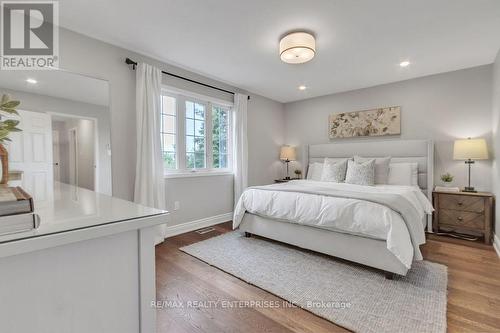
left=440, top=172, right=454, bottom=186
left=294, top=169, right=302, bottom=179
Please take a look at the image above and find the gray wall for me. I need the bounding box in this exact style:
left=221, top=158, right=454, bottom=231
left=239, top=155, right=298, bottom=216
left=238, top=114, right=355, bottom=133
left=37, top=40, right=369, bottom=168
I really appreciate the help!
left=492, top=50, right=500, bottom=238
left=248, top=95, right=285, bottom=185
left=57, top=28, right=285, bottom=226
left=285, top=65, right=493, bottom=192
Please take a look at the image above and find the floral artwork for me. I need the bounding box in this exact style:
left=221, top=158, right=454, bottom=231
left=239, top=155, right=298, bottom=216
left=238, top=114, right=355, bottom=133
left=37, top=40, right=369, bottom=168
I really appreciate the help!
left=329, top=106, right=401, bottom=139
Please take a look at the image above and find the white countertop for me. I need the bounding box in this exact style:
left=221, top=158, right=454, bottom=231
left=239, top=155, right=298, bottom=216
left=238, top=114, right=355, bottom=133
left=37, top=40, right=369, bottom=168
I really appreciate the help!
left=0, top=182, right=167, bottom=244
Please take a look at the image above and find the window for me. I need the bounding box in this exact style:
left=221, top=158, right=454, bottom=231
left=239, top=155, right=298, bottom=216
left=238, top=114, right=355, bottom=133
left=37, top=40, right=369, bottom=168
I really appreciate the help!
left=212, top=105, right=229, bottom=169
left=161, top=95, right=176, bottom=169
left=185, top=101, right=206, bottom=169
left=160, top=88, right=233, bottom=176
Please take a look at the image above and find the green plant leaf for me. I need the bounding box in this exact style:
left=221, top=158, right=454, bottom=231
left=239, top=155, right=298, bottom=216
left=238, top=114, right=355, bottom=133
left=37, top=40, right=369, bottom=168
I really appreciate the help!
left=1, top=100, right=20, bottom=109
left=0, top=129, right=10, bottom=139
left=0, top=107, right=19, bottom=115
left=3, top=119, right=19, bottom=127
left=0, top=94, right=22, bottom=141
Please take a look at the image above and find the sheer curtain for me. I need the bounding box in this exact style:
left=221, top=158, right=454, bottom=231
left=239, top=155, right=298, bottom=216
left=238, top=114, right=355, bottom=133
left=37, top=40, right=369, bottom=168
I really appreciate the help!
left=233, top=93, right=249, bottom=206
left=134, top=62, right=167, bottom=244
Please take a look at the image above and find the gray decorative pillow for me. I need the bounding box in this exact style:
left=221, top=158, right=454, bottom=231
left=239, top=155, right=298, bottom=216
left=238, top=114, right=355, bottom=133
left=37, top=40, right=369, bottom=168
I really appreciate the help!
left=321, top=158, right=348, bottom=182
left=354, top=156, right=391, bottom=184
left=345, top=159, right=375, bottom=186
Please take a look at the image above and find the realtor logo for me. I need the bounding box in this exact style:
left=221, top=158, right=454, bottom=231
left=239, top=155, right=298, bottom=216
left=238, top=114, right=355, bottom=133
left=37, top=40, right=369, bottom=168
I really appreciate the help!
left=1, top=1, right=59, bottom=70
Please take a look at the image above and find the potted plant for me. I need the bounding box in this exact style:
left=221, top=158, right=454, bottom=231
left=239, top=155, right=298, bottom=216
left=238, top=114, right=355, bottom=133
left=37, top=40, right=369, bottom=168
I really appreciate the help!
left=294, top=169, right=302, bottom=179
left=0, top=94, right=22, bottom=184
left=440, top=172, right=454, bottom=186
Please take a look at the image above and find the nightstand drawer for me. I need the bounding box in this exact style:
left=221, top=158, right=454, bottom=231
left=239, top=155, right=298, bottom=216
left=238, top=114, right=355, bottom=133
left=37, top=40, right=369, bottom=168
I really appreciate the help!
left=438, top=194, right=485, bottom=213
left=439, top=209, right=484, bottom=230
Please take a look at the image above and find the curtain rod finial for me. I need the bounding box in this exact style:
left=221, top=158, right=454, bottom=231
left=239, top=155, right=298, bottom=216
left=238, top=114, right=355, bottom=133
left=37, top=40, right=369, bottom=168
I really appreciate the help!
left=125, top=57, right=137, bottom=70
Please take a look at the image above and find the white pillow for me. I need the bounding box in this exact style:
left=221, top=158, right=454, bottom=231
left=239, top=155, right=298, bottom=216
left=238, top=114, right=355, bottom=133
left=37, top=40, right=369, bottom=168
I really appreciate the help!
left=354, top=156, right=391, bottom=184
left=321, top=158, right=348, bottom=182
left=388, top=163, right=419, bottom=186
left=307, top=162, right=324, bottom=181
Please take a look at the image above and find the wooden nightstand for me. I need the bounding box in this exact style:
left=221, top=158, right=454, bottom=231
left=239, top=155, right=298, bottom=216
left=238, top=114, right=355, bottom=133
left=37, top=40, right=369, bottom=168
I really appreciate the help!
left=432, top=191, right=494, bottom=244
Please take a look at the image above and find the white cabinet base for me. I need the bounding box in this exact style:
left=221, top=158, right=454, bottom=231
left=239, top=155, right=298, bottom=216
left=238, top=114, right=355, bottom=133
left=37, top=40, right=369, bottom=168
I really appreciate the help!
left=0, top=226, right=158, bottom=333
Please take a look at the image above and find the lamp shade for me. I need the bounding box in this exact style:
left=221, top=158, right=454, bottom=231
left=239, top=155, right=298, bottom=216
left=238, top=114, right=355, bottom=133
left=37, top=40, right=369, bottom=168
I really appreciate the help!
left=279, top=32, right=316, bottom=64
left=453, top=138, right=489, bottom=160
left=280, top=146, right=296, bottom=161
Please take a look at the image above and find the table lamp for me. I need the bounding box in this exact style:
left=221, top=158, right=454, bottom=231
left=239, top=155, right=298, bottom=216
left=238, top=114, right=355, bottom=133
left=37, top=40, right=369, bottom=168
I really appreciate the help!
left=280, top=145, right=296, bottom=180
left=453, top=138, right=488, bottom=192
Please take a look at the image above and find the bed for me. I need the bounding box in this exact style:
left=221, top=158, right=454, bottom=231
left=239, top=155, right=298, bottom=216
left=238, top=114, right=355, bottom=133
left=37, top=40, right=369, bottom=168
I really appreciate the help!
left=233, top=139, right=434, bottom=278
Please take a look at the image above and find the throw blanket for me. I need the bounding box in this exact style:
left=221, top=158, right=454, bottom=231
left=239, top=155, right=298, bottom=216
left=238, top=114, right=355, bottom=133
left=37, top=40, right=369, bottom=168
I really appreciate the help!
left=234, top=180, right=432, bottom=268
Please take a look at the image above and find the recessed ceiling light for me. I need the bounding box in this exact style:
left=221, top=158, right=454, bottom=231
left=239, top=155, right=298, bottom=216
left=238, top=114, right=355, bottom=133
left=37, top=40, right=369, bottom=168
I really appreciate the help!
left=399, top=61, right=411, bottom=67
left=26, top=78, right=37, bottom=84
left=280, top=32, right=316, bottom=64
left=298, top=85, right=307, bottom=90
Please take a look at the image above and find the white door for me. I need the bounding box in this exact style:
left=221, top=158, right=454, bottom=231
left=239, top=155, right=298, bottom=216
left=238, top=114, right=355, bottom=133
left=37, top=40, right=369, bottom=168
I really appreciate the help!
left=7, top=110, right=54, bottom=203
left=52, top=130, right=60, bottom=181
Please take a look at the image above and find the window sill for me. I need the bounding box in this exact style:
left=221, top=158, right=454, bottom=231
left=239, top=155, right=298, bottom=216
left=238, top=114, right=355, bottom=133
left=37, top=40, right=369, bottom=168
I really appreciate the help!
left=164, top=170, right=233, bottom=179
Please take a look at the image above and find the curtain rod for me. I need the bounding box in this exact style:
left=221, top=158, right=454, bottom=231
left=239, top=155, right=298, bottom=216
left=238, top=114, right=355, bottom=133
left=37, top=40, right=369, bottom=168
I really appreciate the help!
left=125, top=58, right=250, bottom=100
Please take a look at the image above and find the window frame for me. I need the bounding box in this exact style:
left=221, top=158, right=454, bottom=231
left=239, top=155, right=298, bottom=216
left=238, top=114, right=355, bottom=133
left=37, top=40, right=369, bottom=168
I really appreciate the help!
left=160, top=87, right=233, bottom=177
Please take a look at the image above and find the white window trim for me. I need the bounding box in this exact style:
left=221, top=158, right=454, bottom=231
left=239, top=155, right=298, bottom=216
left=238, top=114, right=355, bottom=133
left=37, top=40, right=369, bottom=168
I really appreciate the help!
left=164, top=170, right=233, bottom=179
left=161, top=86, right=234, bottom=178
left=163, top=86, right=234, bottom=108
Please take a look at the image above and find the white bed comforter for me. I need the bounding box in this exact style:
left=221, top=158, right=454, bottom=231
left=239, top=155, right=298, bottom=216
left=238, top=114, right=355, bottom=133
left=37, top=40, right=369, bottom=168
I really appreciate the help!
left=233, top=180, right=433, bottom=268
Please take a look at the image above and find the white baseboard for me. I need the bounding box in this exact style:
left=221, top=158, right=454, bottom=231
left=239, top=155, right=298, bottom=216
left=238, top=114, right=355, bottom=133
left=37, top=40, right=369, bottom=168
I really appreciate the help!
left=164, top=212, right=233, bottom=238
left=494, top=234, right=500, bottom=258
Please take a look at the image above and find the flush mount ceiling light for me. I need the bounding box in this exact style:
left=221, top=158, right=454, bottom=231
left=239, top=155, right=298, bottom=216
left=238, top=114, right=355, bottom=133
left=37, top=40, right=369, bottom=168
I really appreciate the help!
left=280, top=32, right=316, bottom=64
left=399, top=60, right=411, bottom=67
left=298, top=85, right=307, bottom=90
left=26, top=78, right=37, bottom=84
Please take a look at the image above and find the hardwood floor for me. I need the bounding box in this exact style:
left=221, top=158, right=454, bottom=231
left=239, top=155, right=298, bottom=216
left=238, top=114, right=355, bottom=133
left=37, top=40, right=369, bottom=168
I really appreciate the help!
left=155, top=223, right=500, bottom=332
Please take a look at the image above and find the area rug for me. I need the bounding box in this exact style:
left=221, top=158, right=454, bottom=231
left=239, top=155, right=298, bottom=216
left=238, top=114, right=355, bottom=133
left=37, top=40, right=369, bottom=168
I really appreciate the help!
left=180, top=232, right=447, bottom=333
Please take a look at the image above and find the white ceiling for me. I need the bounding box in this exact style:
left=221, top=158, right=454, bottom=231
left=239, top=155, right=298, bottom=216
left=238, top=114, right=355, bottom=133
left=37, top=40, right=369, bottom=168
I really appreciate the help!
left=0, top=70, right=109, bottom=106
left=58, top=0, right=500, bottom=103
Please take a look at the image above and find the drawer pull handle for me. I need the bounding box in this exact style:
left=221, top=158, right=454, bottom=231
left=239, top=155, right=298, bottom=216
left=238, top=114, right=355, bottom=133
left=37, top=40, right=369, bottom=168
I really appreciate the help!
left=457, top=202, right=463, bottom=206
left=457, top=217, right=463, bottom=221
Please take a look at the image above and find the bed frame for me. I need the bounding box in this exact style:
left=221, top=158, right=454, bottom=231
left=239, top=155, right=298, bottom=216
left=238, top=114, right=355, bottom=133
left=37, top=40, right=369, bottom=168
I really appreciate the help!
left=238, top=139, right=434, bottom=278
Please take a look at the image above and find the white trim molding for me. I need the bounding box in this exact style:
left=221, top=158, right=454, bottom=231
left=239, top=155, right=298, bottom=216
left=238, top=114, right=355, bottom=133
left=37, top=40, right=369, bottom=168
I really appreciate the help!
left=163, top=212, right=233, bottom=238
left=494, top=234, right=500, bottom=258
left=164, top=170, right=233, bottom=179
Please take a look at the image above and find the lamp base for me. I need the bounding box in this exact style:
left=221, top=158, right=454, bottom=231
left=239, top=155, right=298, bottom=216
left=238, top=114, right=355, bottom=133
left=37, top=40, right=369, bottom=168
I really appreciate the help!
left=463, top=186, right=477, bottom=193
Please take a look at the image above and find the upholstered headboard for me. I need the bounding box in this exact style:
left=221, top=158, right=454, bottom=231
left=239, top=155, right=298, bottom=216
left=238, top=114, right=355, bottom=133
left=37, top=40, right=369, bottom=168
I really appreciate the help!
left=303, top=139, right=434, bottom=199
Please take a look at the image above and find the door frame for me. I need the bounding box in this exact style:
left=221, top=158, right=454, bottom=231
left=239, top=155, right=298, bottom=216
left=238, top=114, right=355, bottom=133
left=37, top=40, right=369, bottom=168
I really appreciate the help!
left=68, top=127, right=78, bottom=187
left=48, top=112, right=99, bottom=192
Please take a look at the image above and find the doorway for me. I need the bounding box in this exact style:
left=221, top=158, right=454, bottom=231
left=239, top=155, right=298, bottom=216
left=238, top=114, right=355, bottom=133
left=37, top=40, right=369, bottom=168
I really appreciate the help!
left=51, top=115, right=97, bottom=191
